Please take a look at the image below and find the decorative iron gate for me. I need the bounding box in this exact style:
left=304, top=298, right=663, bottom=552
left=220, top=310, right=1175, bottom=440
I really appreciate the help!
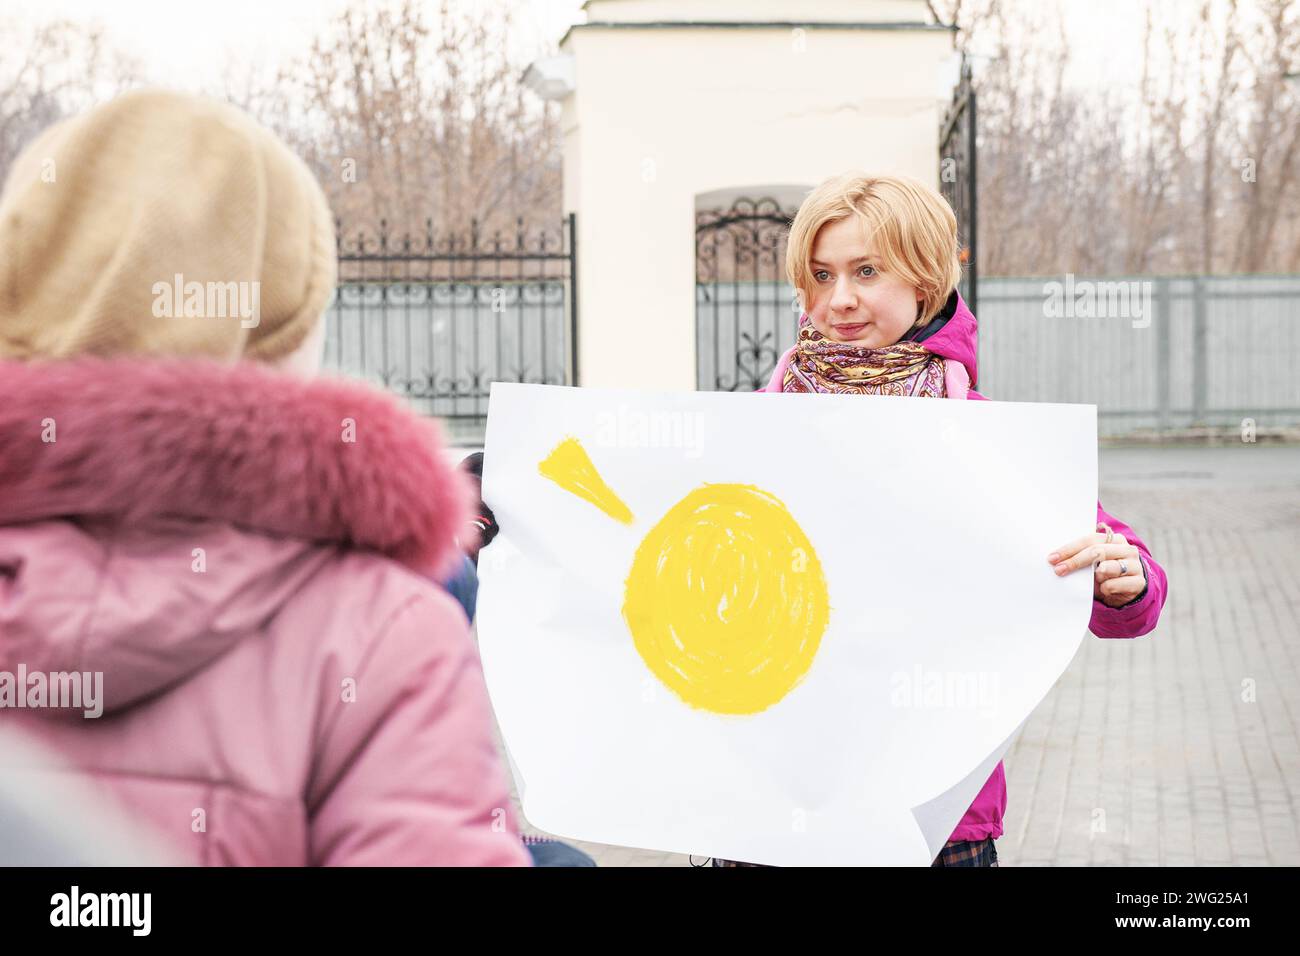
left=326, top=214, right=577, bottom=438
left=695, top=197, right=801, bottom=392
left=939, top=57, right=978, bottom=315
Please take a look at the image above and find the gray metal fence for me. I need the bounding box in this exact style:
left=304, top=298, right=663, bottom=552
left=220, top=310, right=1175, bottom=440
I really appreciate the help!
left=695, top=274, right=1300, bottom=435
left=335, top=269, right=1298, bottom=440
left=976, top=275, right=1300, bottom=434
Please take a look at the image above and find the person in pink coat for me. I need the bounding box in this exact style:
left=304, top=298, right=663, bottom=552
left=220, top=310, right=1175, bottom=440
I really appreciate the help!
left=712, top=172, right=1169, bottom=866
left=0, top=90, right=530, bottom=866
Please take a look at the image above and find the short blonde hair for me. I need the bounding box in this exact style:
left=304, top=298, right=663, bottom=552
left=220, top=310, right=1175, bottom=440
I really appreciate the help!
left=786, top=173, right=962, bottom=328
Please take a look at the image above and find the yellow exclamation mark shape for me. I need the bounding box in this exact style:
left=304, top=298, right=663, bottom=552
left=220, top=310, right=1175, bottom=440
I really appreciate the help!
left=538, top=436, right=635, bottom=525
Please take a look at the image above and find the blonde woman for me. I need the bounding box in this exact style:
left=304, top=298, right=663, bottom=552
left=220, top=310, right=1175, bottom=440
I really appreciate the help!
left=712, top=173, right=1168, bottom=867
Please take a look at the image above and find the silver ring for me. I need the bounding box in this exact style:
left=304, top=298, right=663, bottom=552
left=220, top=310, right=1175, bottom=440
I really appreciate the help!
left=1119, top=559, right=1128, bottom=575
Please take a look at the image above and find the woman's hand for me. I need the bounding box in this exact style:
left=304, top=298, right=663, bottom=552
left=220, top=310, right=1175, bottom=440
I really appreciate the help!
left=1047, top=522, right=1148, bottom=608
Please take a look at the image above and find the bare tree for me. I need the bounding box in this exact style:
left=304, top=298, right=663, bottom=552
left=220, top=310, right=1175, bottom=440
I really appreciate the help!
left=245, top=0, right=562, bottom=243
left=1228, top=0, right=1300, bottom=271
left=6, top=0, right=1298, bottom=276
left=935, top=0, right=1300, bottom=276
left=0, top=17, right=140, bottom=186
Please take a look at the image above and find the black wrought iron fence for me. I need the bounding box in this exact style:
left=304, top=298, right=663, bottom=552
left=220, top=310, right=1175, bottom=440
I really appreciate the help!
left=325, top=214, right=576, bottom=438
left=695, top=197, right=801, bottom=392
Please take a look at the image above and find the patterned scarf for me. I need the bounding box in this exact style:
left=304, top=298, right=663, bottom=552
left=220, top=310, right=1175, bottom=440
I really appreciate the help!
left=782, top=319, right=947, bottom=397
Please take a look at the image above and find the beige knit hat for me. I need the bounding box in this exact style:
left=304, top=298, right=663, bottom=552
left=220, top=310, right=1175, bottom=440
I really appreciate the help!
left=0, top=88, right=336, bottom=361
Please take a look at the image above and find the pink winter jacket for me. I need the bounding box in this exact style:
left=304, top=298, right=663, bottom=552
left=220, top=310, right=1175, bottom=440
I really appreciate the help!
left=762, top=293, right=1169, bottom=843
left=0, top=359, right=530, bottom=866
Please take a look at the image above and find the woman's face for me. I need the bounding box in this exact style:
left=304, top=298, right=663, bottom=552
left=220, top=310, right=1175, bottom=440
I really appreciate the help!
left=804, top=217, right=924, bottom=349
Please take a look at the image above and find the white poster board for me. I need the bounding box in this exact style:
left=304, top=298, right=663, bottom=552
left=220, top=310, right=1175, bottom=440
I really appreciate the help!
left=477, top=382, right=1096, bottom=865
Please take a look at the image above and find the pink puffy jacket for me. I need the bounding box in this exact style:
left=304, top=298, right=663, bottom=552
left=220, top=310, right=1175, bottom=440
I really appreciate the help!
left=0, top=359, right=530, bottom=866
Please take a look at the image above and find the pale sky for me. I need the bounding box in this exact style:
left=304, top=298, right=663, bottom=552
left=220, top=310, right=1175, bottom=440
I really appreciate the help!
left=6, top=0, right=588, bottom=92
left=4, top=0, right=1194, bottom=97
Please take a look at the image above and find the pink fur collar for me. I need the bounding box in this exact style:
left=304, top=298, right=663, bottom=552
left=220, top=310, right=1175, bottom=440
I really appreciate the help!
left=0, top=359, right=472, bottom=576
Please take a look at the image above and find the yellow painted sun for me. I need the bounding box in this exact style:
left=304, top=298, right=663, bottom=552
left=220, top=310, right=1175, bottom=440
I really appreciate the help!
left=538, top=436, right=830, bottom=715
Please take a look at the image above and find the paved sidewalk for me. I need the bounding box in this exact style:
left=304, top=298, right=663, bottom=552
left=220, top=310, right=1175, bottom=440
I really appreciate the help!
left=489, top=445, right=1300, bottom=866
